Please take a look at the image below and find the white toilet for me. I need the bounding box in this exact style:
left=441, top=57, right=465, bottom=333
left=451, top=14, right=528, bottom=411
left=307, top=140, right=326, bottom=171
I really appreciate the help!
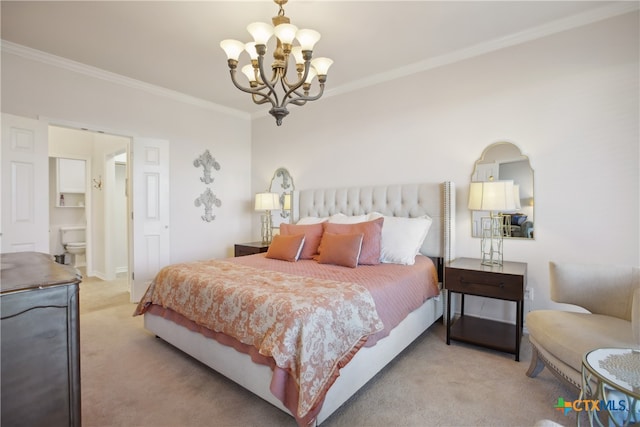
left=60, top=226, right=86, bottom=268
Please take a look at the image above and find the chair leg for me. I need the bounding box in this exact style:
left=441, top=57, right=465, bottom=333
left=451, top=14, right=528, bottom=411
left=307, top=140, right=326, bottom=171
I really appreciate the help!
left=526, top=342, right=545, bottom=378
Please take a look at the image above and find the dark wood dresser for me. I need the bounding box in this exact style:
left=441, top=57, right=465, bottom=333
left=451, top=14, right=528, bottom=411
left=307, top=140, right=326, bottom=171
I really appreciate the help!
left=1, top=252, right=82, bottom=427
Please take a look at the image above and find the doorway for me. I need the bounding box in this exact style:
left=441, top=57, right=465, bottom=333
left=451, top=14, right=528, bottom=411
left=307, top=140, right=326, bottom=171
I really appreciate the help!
left=48, top=126, right=131, bottom=282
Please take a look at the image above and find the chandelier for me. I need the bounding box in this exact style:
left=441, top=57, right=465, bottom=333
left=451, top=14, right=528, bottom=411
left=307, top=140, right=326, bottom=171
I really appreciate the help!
left=220, top=0, right=333, bottom=126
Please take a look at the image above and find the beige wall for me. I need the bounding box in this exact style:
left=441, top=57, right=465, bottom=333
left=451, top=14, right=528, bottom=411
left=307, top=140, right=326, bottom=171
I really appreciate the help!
left=2, top=10, right=637, bottom=324
left=250, top=12, right=640, bottom=320
left=2, top=49, right=253, bottom=264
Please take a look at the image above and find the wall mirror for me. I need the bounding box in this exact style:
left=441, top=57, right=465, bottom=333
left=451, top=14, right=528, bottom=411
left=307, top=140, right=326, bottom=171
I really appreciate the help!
left=269, top=167, right=295, bottom=229
left=471, top=142, right=534, bottom=239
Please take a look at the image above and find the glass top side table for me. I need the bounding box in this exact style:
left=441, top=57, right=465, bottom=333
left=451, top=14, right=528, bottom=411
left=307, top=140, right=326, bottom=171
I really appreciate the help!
left=580, top=348, right=640, bottom=427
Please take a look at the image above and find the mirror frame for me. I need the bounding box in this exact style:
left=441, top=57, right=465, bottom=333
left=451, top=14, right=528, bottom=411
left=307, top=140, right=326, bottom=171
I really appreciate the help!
left=471, top=141, right=535, bottom=240
left=268, top=167, right=295, bottom=229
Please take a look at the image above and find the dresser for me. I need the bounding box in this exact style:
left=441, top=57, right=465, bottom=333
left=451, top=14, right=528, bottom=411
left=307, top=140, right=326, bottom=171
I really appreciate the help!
left=1, top=252, right=82, bottom=427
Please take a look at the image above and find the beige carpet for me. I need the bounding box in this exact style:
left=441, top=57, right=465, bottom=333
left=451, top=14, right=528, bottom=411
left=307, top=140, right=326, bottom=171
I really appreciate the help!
left=79, top=274, right=579, bottom=427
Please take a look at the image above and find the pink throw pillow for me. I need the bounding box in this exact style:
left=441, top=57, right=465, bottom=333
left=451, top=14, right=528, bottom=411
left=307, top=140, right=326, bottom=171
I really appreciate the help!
left=280, top=222, right=324, bottom=259
left=319, top=217, right=384, bottom=265
left=265, top=234, right=305, bottom=262
left=316, top=233, right=364, bottom=268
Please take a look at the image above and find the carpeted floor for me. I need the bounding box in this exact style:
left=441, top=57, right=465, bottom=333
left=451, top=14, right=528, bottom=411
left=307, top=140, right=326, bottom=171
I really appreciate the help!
left=79, top=274, right=580, bottom=427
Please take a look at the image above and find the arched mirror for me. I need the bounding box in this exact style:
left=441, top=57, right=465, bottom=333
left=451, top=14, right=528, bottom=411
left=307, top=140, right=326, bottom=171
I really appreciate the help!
left=269, top=167, right=295, bottom=229
left=471, top=142, right=534, bottom=239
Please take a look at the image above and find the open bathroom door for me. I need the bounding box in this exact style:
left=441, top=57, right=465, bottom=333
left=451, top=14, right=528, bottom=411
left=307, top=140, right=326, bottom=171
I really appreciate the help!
left=130, top=137, right=170, bottom=303
left=1, top=114, right=49, bottom=253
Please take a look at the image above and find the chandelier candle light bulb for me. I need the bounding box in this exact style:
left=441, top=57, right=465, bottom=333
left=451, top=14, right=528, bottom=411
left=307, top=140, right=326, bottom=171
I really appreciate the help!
left=219, top=0, right=333, bottom=126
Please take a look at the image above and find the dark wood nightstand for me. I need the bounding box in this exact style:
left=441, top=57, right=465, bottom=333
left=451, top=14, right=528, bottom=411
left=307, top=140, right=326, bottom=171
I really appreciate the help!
left=445, top=257, right=527, bottom=361
left=234, top=242, right=269, bottom=257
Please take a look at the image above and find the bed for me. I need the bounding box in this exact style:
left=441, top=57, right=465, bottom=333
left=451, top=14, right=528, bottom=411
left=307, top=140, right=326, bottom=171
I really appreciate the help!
left=135, top=182, right=455, bottom=425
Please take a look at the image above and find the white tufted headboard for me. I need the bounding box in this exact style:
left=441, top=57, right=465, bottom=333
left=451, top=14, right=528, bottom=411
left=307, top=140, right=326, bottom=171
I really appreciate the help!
left=295, top=182, right=455, bottom=264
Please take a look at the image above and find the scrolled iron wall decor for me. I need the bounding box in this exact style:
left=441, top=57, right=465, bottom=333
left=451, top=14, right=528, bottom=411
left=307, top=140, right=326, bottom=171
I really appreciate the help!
left=193, top=149, right=222, bottom=221
left=194, top=188, right=222, bottom=222
left=193, top=149, right=221, bottom=184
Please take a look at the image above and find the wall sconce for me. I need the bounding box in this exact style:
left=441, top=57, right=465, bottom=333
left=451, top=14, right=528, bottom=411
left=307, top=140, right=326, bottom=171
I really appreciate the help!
left=255, top=192, right=280, bottom=244
left=468, top=180, right=516, bottom=266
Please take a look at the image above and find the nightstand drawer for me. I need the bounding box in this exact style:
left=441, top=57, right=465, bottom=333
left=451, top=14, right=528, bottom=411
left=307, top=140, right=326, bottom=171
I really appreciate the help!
left=445, top=268, right=523, bottom=300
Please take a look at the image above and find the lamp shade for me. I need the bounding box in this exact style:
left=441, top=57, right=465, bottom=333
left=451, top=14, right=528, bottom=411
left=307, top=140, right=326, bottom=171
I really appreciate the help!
left=311, top=57, right=333, bottom=76
left=296, top=29, right=321, bottom=51
left=468, top=180, right=516, bottom=211
left=220, top=39, right=246, bottom=61
left=247, top=22, right=274, bottom=45
left=274, top=23, right=298, bottom=45
left=255, top=192, right=280, bottom=211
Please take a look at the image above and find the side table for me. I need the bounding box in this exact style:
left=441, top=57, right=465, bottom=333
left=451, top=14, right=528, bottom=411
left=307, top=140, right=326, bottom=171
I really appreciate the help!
left=580, top=348, right=640, bottom=427
left=445, top=257, right=527, bottom=361
left=234, top=241, right=269, bottom=257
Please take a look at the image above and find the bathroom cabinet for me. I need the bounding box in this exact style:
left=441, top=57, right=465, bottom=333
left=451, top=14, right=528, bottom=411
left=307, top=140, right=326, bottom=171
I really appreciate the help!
left=56, top=157, right=86, bottom=207
left=1, top=252, right=82, bottom=426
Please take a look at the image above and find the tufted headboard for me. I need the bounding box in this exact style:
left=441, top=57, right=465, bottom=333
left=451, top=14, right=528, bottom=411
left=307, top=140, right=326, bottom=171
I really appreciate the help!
left=295, top=182, right=455, bottom=264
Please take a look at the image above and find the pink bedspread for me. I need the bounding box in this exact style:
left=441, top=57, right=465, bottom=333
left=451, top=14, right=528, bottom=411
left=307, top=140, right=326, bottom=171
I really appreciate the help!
left=230, top=254, right=440, bottom=346
left=135, top=259, right=384, bottom=420
left=134, top=255, right=439, bottom=424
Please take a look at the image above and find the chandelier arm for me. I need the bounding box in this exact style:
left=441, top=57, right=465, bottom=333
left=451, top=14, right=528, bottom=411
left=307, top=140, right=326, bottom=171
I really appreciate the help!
left=280, top=59, right=311, bottom=98
left=229, top=69, right=277, bottom=109
left=256, top=55, right=281, bottom=107
left=283, top=83, right=325, bottom=108
left=251, top=94, right=274, bottom=105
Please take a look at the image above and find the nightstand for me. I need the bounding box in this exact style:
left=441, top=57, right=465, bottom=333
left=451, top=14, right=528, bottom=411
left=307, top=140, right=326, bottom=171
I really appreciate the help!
left=234, top=242, right=269, bottom=257
left=445, top=257, right=527, bottom=361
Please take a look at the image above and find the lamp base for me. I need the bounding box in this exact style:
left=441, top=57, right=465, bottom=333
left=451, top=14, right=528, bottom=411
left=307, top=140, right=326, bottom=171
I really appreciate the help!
left=480, top=215, right=504, bottom=266
left=260, top=211, right=274, bottom=244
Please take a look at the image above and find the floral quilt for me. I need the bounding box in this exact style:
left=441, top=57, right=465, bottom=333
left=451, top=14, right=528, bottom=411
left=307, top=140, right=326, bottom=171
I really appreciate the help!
left=134, top=259, right=384, bottom=419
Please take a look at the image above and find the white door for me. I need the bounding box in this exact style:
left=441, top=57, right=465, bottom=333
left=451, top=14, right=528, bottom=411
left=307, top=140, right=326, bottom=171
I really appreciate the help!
left=131, top=138, right=170, bottom=302
left=1, top=114, right=49, bottom=253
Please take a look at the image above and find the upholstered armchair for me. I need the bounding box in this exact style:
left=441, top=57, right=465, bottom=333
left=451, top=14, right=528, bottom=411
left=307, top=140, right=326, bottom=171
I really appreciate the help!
left=526, top=261, right=640, bottom=393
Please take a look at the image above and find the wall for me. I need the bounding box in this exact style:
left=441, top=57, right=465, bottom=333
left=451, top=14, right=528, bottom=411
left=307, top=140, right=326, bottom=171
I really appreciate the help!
left=250, top=12, right=639, bottom=320
left=2, top=48, right=253, bottom=267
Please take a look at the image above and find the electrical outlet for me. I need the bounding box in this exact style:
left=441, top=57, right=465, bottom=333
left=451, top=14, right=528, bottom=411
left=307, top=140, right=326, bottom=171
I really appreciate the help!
left=525, top=287, right=534, bottom=301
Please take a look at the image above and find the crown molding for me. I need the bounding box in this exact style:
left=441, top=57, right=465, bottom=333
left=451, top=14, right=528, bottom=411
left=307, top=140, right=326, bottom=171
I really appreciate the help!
left=324, top=1, right=639, bottom=99
left=3, top=1, right=636, bottom=123
left=1, top=40, right=250, bottom=121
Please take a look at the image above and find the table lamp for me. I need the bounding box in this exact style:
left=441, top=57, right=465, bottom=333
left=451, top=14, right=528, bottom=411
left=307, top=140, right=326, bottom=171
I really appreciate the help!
left=468, top=180, right=516, bottom=266
left=255, top=192, right=280, bottom=244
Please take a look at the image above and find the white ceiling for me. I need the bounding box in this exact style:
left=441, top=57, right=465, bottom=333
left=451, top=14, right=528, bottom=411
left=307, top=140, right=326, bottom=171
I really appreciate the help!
left=1, top=1, right=634, bottom=116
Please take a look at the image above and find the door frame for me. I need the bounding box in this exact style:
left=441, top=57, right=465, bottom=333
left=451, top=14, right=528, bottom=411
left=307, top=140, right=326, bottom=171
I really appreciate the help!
left=42, top=116, right=169, bottom=300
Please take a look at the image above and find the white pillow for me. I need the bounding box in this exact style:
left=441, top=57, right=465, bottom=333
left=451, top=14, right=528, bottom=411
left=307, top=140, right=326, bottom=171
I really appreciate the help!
left=297, top=216, right=328, bottom=225
left=328, top=213, right=369, bottom=224
left=380, top=215, right=433, bottom=265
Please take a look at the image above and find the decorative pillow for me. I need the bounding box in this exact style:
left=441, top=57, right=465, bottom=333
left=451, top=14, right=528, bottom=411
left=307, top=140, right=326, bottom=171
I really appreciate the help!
left=328, top=213, right=369, bottom=224
left=319, top=217, right=384, bottom=265
left=265, top=234, right=305, bottom=262
left=279, top=223, right=324, bottom=259
left=380, top=215, right=433, bottom=265
left=296, top=216, right=328, bottom=225
left=316, top=233, right=364, bottom=268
